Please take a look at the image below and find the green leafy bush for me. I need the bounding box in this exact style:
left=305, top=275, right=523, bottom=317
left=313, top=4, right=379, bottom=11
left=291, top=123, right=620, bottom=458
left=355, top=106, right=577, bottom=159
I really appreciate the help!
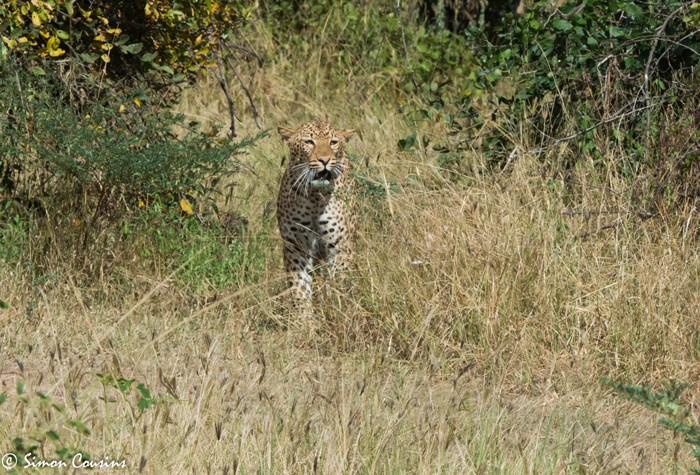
left=0, top=59, right=262, bottom=279
left=472, top=0, right=697, bottom=142
left=0, top=0, right=248, bottom=86
left=1, top=59, right=257, bottom=208
left=429, top=0, right=700, bottom=208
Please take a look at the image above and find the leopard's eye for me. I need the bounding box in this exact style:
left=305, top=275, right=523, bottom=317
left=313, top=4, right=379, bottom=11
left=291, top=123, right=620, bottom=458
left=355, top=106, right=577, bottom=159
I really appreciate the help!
left=330, top=139, right=339, bottom=146
left=304, top=139, right=315, bottom=146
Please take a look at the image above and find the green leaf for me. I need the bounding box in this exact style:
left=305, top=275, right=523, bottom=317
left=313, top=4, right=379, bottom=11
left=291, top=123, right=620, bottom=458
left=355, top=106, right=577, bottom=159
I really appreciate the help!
left=116, top=378, right=133, bottom=393
left=31, top=66, right=45, bottom=76
left=96, top=373, right=114, bottom=385
left=136, top=383, right=157, bottom=410
left=16, top=380, right=24, bottom=395
left=609, top=25, right=626, bottom=38
left=0, top=300, right=8, bottom=309
left=80, top=53, right=101, bottom=64
left=398, top=133, right=417, bottom=151
left=552, top=19, right=573, bottom=31
left=68, top=420, right=91, bottom=436
left=153, top=63, right=174, bottom=75
left=625, top=3, right=643, bottom=19
left=141, top=52, right=158, bottom=62
left=0, top=392, right=6, bottom=404
left=45, top=430, right=60, bottom=442
left=121, top=42, right=143, bottom=55
left=136, top=383, right=151, bottom=399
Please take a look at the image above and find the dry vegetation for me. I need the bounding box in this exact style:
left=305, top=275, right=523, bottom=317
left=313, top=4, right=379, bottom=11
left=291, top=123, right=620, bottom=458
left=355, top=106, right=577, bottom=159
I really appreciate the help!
left=2, top=15, right=700, bottom=475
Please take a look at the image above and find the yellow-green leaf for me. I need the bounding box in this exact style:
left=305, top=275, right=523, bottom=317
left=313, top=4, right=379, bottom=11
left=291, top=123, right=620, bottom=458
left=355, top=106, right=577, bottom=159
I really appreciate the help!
left=179, top=198, right=193, bottom=215
left=49, top=46, right=65, bottom=57
left=101, top=53, right=110, bottom=63
left=31, top=12, right=41, bottom=27
left=46, top=36, right=65, bottom=57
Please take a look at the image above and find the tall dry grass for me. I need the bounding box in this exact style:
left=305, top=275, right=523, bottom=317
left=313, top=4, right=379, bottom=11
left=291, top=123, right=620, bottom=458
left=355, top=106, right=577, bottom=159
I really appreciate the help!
left=1, top=17, right=699, bottom=474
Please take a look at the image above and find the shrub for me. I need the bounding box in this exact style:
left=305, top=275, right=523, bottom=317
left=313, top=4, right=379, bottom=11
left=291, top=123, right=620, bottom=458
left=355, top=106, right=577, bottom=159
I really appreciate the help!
left=0, top=0, right=248, bottom=88
left=0, top=59, right=263, bottom=278
left=428, top=0, right=700, bottom=211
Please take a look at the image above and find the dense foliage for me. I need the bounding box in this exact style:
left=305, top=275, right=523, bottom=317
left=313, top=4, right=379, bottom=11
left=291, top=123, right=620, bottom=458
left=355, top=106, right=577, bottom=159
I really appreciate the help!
left=0, top=1, right=257, bottom=277
left=0, top=0, right=248, bottom=86
left=464, top=0, right=700, bottom=161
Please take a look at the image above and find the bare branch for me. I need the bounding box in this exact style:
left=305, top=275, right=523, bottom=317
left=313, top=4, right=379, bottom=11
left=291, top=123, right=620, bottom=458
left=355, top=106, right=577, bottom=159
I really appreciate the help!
left=225, top=42, right=264, bottom=66
left=211, top=50, right=237, bottom=138
left=576, top=212, right=656, bottom=240
left=225, top=54, right=261, bottom=130
left=641, top=5, right=686, bottom=101
left=524, top=101, right=658, bottom=156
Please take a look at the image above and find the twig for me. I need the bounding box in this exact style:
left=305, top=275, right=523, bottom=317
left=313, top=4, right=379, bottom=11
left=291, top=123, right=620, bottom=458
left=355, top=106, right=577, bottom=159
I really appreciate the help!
left=225, top=42, right=264, bottom=66
left=225, top=54, right=261, bottom=130
left=575, top=212, right=657, bottom=240
left=525, top=101, right=657, bottom=156
left=211, top=49, right=237, bottom=137
left=641, top=5, right=685, bottom=101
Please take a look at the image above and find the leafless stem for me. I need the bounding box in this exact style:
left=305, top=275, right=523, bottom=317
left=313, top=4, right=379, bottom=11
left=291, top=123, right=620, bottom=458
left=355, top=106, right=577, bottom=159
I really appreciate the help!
left=525, top=101, right=657, bottom=156
left=226, top=42, right=264, bottom=66
left=225, top=55, right=261, bottom=130
left=576, top=211, right=656, bottom=240
left=641, top=5, right=685, bottom=101
left=575, top=218, right=624, bottom=239
left=211, top=50, right=237, bottom=138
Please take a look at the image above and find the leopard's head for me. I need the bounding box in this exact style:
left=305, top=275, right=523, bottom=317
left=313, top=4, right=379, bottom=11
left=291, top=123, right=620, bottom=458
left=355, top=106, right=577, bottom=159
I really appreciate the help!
left=279, top=120, right=354, bottom=194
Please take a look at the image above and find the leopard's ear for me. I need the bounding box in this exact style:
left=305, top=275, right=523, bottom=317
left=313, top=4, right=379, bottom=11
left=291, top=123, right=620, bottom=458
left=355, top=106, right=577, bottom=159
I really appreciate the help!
left=278, top=126, right=297, bottom=143
left=337, top=129, right=355, bottom=142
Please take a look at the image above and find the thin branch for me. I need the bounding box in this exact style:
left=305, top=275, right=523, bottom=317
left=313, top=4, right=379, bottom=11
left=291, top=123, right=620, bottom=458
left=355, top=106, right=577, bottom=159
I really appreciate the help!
left=225, top=54, right=261, bottom=130
left=641, top=5, right=685, bottom=101
left=525, top=101, right=658, bottom=156
left=211, top=50, right=237, bottom=138
left=225, top=42, right=264, bottom=66
left=576, top=218, right=624, bottom=239
left=575, top=212, right=656, bottom=240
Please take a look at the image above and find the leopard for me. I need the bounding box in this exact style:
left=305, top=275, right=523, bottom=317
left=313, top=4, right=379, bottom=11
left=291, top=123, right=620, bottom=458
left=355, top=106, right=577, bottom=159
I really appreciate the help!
left=276, top=120, right=356, bottom=312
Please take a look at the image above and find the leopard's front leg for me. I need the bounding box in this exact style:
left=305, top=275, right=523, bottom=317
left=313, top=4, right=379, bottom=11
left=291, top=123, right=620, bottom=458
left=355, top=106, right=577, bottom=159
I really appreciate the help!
left=318, top=193, right=354, bottom=279
left=281, top=238, right=314, bottom=313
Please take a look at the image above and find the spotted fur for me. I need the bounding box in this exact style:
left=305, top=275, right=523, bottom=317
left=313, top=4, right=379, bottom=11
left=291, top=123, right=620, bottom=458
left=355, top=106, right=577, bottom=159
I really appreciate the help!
left=277, top=120, right=355, bottom=310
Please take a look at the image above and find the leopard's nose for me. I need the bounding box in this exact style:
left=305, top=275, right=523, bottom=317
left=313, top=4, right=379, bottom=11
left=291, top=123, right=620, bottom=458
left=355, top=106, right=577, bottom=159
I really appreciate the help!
left=318, top=156, right=331, bottom=168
